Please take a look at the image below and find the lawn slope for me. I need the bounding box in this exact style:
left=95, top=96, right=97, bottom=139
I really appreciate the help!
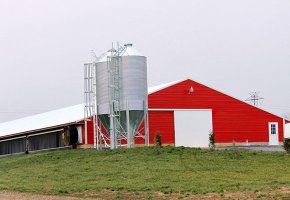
left=0, top=147, right=290, bottom=196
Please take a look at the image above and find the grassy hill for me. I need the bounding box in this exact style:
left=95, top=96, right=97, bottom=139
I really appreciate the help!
left=0, top=147, right=290, bottom=198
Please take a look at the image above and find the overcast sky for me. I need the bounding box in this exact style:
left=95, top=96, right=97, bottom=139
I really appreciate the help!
left=0, top=0, right=290, bottom=123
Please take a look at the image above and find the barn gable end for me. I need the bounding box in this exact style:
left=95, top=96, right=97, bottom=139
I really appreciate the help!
left=148, top=79, right=285, bottom=146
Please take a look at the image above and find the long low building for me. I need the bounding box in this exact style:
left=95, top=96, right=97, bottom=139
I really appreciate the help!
left=0, top=105, right=84, bottom=155
left=0, top=79, right=289, bottom=155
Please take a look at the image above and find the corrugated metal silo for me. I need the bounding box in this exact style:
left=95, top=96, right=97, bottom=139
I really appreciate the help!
left=95, top=43, right=148, bottom=149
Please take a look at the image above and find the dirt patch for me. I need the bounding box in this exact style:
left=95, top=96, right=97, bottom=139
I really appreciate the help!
left=0, top=191, right=81, bottom=200
left=1, top=187, right=290, bottom=200
left=77, top=188, right=290, bottom=199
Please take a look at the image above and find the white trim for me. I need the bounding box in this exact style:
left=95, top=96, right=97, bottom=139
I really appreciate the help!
left=28, top=129, right=63, bottom=137
left=149, top=108, right=212, bottom=111
left=0, top=135, right=26, bottom=142
left=283, top=119, right=285, bottom=139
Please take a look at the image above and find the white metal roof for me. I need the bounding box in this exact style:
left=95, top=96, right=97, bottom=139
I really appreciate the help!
left=0, top=104, right=84, bottom=138
left=148, top=79, right=183, bottom=94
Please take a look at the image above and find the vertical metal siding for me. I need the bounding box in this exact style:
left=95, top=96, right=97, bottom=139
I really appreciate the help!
left=0, top=131, right=66, bottom=155
left=148, top=111, right=175, bottom=144
left=28, top=131, right=64, bottom=151
left=148, top=79, right=284, bottom=144
left=0, top=138, right=26, bottom=155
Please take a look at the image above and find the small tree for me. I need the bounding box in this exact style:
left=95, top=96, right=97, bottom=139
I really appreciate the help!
left=154, top=132, right=162, bottom=155
left=209, top=130, right=215, bottom=151
left=283, top=138, right=290, bottom=153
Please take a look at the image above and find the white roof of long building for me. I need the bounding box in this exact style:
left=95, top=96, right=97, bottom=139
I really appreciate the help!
left=147, top=79, right=181, bottom=94
left=0, top=104, right=84, bottom=138
left=0, top=79, right=287, bottom=138
left=0, top=83, right=175, bottom=138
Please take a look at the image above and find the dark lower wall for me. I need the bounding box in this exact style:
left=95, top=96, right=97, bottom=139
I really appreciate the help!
left=0, top=137, right=26, bottom=155
left=28, top=131, right=65, bottom=151
left=0, top=131, right=66, bottom=156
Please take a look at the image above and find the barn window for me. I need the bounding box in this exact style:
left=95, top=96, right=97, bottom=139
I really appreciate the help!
left=270, top=124, right=276, bottom=135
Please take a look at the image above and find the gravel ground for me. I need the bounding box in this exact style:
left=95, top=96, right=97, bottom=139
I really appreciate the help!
left=218, top=145, right=285, bottom=152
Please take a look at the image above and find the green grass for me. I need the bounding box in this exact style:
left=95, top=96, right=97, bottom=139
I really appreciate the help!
left=0, top=146, right=290, bottom=196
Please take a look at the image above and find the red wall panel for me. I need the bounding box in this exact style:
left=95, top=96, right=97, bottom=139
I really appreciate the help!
left=149, top=79, right=284, bottom=144
left=81, top=119, right=94, bottom=145
left=148, top=111, right=175, bottom=144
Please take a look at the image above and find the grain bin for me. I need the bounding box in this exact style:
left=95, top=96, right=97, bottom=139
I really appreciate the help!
left=95, top=43, right=148, bottom=149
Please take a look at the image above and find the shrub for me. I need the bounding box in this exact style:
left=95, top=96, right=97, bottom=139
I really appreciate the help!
left=283, top=138, right=290, bottom=153
left=209, top=130, right=215, bottom=150
left=154, top=132, right=162, bottom=155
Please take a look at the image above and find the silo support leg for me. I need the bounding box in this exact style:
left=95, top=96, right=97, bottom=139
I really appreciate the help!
left=145, top=112, right=149, bottom=146
left=126, top=100, right=131, bottom=148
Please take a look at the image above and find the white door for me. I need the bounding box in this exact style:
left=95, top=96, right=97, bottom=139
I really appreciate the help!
left=268, top=122, right=279, bottom=145
left=174, top=110, right=212, bottom=147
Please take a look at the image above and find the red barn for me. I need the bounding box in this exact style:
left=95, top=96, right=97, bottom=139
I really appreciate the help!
left=0, top=78, right=287, bottom=156
left=146, top=79, right=285, bottom=147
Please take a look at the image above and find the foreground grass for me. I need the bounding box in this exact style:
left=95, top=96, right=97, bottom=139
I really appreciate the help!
left=0, top=147, right=290, bottom=196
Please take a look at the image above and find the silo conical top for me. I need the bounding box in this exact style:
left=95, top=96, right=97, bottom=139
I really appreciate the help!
left=120, top=43, right=144, bottom=56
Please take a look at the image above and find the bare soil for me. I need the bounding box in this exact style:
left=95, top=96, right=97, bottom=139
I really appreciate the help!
left=1, top=187, right=290, bottom=200
left=0, top=190, right=81, bottom=200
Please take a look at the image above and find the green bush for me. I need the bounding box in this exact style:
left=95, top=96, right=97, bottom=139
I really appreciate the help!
left=283, top=138, right=290, bottom=153
left=154, top=132, right=162, bottom=155
left=209, top=130, right=215, bottom=150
